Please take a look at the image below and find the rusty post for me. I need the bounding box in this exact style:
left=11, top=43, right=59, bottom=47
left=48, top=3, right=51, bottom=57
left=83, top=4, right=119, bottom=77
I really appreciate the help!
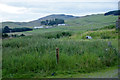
left=56, top=48, right=59, bottom=64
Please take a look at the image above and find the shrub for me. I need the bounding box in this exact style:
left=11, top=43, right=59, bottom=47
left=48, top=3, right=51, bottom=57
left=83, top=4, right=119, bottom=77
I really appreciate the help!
left=43, top=31, right=72, bottom=39
left=2, top=33, right=9, bottom=38
left=20, top=34, right=25, bottom=36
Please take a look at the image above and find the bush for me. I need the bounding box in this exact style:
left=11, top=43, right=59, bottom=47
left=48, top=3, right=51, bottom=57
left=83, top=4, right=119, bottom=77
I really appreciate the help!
left=2, top=33, right=8, bottom=38
left=43, top=31, right=72, bottom=39
left=101, top=36, right=110, bottom=39
left=20, top=34, right=25, bottom=36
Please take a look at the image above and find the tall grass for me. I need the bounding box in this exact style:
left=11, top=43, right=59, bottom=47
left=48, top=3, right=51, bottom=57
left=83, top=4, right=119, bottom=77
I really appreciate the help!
left=80, top=29, right=118, bottom=39
left=2, top=34, right=118, bottom=78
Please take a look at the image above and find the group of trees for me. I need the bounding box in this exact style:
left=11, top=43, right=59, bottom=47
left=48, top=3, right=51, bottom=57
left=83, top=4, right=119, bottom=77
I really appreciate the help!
left=2, top=26, right=33, bottom=33
left=41, top=18, right=64, bottom=26
left=2, top=33, right=25, bottom=38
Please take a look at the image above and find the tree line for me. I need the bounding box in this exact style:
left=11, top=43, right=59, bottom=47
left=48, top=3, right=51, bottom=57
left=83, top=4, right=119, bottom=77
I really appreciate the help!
left=2, top=26, right=33, bottom=33
left=41, top=18, right=64, bottom=26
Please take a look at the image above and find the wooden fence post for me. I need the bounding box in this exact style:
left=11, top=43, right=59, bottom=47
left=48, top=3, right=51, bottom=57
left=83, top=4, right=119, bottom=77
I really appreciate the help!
left=56, top=48, right=59, bottom=64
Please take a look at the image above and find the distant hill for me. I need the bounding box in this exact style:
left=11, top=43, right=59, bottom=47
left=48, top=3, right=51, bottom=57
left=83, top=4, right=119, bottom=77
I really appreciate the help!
left=104, top=10, right=120, bottom=16
left=1, top=14, right=117, bottom=29
left=66, top=14, right=117, bottom=28
left=37, top=14, right=79, bottom=20
left=1, top=14, right=79, bottom=28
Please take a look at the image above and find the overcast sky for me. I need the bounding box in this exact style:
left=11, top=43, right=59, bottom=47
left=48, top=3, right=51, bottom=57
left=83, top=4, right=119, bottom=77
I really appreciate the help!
left=0, top=0, right=119, bottom=22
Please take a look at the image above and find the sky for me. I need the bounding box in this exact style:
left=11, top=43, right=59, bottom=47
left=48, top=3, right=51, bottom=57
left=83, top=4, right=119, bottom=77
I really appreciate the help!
left=0, top=0, right=119, bottom=22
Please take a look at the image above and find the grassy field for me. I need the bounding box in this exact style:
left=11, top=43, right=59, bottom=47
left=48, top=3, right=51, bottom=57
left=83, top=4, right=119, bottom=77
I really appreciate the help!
left=2, top=14, right=119, bottom=78
left=2, top=32, right=118, bottom=78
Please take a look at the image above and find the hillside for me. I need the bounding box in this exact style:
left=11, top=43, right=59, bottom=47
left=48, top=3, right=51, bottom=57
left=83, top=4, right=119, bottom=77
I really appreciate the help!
left=2, top=13, right=118, bottom=78
left=66, top=14, right=117, bottom=27
left=1, top=14, right=117, bottom=29
left=104, top=10, right=120, bottom=16
left=37, top=14, right=79, bottom=20
left=1, top=14, right=79, bottom=28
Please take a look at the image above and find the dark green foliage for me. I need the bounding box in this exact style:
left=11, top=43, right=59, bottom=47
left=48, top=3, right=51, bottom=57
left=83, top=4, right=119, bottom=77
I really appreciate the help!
left=2, top=33, right=8, bottom=38
left=101, top=25, right=115, bottom=29
left=20, top=34, right=25, bottom=36
left=11, top=34, right=16, bottom=37
left=101, top=36, right=110, bottom=39
left=11, top=27, right=32, bottom=32
left=104, top=10, right=120, bottom=16
left=42, top=31, right=72, bottom=39
left=62, top=32, right=71, bottom=36
left=41, top=21, right=47, bottom=25
left=2, top=26, right=11, bottom=33
left=54, top=18, right=64, bottom=24
left=41, top=18, right=64, bottom=26
left=2, top=26, right=33, bottom=33
left=56, top=34, right=60, bottom=38
left=11, top=34, right=19, bottom=37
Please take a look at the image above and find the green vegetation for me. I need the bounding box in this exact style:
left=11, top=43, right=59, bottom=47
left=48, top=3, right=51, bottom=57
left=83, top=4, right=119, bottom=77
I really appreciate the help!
left=92, top=25, right=116, bottom=31
left=40, top=31, right=71, bottom=39
left=104, top=10, right=120, bottom=16
left=69, top=25, right=118, bottom=40
left=66, top=14, right=117, bottom=28
left=2, top=33, right=8, bottom=38
left=81, top=29, right=118, bottom=39
left=2, top=14, right=118, bottom=78
left=2, top=26, right=33, bottom=33
left=2, top=32, right=118, bottom=78
left=1, top=14, right=117, bottom=28
left=2, top=26, right=10, bottom=33
left=41, top=18, right=64, bottom=26
left=1, top=14, right=78, bottom=28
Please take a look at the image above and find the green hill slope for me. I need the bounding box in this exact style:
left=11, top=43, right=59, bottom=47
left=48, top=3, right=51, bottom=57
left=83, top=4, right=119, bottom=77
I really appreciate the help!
left=1, top=14, right=79, bottom=28
left=1, top=14, right=117, bottom=29
left=65, top=14, right=117, bottom=30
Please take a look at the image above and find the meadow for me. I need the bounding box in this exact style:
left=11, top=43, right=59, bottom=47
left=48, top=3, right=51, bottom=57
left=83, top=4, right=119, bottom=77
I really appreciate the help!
left=2, top=14, right=119, bottom=78
left=2, top=31, right=118, bottom=78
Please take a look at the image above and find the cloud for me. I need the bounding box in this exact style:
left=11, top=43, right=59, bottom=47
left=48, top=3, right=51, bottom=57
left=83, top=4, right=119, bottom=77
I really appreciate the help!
left=0, top=1, right=118, bottom=22
left=0, top=0, right=119, bottom=3
left=0, top=3, right=30, bottom=14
